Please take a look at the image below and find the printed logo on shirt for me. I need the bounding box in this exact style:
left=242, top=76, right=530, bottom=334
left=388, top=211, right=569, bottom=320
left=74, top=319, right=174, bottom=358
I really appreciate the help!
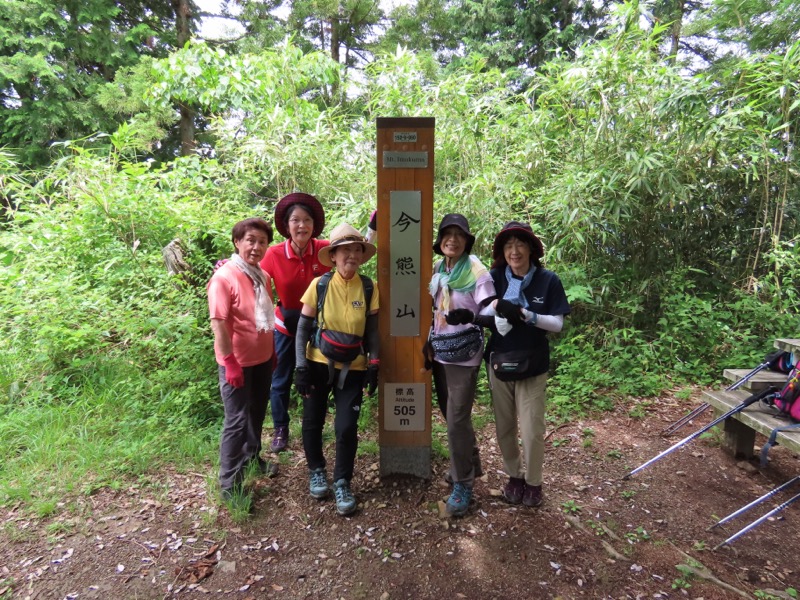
left=352, top=300, right=365, bottom=310
left=531, top=296, right=544, bottom=304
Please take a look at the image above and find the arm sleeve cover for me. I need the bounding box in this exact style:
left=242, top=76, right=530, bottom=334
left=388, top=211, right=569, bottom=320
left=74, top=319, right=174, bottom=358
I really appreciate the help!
left=474, top=303, right=497, bottom=328
left=365, top=313, right=379, bottom=361
left=295, top=315, right=314, bottom=369
left=529, top=313, right=564, bottom=333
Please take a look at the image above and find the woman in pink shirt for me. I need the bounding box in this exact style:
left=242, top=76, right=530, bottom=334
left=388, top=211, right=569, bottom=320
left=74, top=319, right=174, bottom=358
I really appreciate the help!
left=207, top=218, right=277, bottom=501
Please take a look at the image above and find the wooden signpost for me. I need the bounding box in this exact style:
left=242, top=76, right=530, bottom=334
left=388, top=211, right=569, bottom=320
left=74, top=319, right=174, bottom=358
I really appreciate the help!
left=375, top=117, right=435, bottom=479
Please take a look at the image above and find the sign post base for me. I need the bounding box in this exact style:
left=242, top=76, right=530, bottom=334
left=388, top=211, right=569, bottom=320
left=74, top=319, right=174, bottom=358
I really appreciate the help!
left=380, top=446, right=431, bottom=480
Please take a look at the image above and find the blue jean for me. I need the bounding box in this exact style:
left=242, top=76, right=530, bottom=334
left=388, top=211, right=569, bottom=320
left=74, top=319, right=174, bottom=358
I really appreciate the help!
left=218, top=360, right=272, bottom=490
left=269, top=329, right=295, bottom=428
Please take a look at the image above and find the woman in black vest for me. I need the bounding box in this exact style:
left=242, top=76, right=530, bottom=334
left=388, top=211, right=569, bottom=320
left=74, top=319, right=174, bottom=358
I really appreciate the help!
left=486, top=222, right=571, bottom=507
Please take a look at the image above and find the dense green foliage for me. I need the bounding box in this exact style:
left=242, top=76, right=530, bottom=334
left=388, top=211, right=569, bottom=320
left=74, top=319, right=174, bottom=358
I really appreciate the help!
left=0, top=0, right=181, bottom=167
left=1, top=2, right=799, bottom=508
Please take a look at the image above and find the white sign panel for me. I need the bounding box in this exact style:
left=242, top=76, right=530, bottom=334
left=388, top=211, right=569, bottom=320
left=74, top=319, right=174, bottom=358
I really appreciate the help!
left=383, top=383, right=426, bottom=431
left=383, top=152, right=428, bottom=169
left=389, top=191, right=422, bottom=337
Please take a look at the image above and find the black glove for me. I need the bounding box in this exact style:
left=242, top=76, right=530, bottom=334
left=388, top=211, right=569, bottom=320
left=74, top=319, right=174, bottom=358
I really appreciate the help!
left=495, top=299, right=524, bottom=325
left=422, top=341, right=434, bottom=371
left=445, top=308, right=474, bottom=325
left=295, top=366, right=312, bottom=397
left=364, top=364, right=379, bottom=396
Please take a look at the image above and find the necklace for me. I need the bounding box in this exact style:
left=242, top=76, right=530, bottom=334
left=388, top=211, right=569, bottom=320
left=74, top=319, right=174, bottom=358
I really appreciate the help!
left=291, top=240, right=308, bottom=257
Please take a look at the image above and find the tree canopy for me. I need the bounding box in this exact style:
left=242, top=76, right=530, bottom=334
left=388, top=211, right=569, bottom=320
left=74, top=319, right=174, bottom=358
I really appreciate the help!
left=0, top=0, right=184, bottom=167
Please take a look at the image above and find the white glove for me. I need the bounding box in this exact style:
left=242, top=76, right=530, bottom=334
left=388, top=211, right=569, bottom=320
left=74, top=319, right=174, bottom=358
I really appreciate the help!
left=494, top=315, right=512, bottom=337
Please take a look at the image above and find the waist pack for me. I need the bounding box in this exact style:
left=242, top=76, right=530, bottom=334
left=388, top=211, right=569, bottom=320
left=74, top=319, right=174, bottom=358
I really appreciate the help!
left=312, top=271, right=374, bottom=388
left=489, top=349, right=540, bottom=382
left=317, top=329, right=364, bottom=363
left=429, top=326, right=483, bottom=363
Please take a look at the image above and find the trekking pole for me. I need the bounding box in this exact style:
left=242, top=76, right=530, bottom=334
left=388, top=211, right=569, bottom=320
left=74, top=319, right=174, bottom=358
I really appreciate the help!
left=713, top=490, right=800, bottom=551
left=708, top=475, right=800, bottom=531
left=661, top=350, right=787, bottom=436
left=623, top=386, right=777, bottom=480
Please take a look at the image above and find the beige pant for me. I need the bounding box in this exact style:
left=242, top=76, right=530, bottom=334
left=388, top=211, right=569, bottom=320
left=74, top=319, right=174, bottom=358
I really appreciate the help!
left=489, top=370, right=548, bottom=486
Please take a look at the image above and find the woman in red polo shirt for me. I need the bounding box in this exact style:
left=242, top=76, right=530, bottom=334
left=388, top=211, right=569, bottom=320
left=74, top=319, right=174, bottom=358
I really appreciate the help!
left=260, top=193, right=330, bottom=452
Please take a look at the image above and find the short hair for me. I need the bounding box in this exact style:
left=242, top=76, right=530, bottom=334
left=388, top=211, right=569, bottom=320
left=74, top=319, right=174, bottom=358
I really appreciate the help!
left=231, top=218, right=273, bottom=248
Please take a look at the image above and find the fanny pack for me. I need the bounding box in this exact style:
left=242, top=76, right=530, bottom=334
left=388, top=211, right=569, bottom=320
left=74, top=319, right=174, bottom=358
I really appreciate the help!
left=489, top=350, right=539, bottom=382
left=429, top=326, right=483, bottom=363
left=317, top=330, right=364, bottom=364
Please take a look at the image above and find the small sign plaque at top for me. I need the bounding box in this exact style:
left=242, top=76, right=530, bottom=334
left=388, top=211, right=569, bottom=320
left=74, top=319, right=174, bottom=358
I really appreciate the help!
left=393, top=131, right=418, bottom=143
left=383, top=151, right=428, bottom=169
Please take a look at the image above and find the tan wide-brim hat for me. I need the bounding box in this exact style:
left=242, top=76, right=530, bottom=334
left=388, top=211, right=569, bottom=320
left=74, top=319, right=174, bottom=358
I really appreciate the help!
left=318, top=223, right=377, bottom=267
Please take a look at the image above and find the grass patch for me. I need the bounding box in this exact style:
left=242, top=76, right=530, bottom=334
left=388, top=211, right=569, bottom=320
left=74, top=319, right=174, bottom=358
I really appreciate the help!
left=0, top=363, right=218, bottom=511
left=357, top=439, right=379, bottom=457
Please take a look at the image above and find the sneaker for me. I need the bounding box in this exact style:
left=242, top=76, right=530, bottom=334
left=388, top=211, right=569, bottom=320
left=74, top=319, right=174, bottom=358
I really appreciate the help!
left=445, top=482, right=473, bottom=517
left=271, top=426, right=289, bottom=453
left=308, top=468, right=329, bottom=499
left=502, top=477, right=525, bottom=505
left=333, top=479, right=357, bottom=516
left=523, top=484, right=543, bottom=507
left=257, top=457, right=279, bottom=478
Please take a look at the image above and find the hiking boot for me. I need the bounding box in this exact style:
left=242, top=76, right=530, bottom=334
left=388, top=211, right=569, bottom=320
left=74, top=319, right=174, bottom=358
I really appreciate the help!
left=220, top=482, right=244, bottom=503
left=270, top=426, right=289, bottom=453
left=257, top=457, right=279, bottom=478
left=502, top=477, right=525, bottom=505
left=333, top=479, right=357, bottom=516
left=523, top=484, right=543, bottom=508
left=308, top=468, right=329, bottom=499
left=445, top=482, right=473, bottom=517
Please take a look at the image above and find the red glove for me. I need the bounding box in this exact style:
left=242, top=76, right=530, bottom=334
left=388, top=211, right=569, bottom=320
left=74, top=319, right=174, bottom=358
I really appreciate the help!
left=222, top=353, right=244, bottom=388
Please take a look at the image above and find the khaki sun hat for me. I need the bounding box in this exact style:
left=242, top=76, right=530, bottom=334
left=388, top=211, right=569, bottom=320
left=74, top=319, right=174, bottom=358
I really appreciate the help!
left=317, top=223, right=377, bottom=267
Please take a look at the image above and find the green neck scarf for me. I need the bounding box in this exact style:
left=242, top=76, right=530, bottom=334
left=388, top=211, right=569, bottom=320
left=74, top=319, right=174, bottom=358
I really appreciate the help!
left=439, top=254, right=477, bottom=293
left=430, top=254, right=484, bottom=315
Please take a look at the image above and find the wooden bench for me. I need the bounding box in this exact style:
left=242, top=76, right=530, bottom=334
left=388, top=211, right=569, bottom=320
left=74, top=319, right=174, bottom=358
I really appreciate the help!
left=700, top=338, right=800, bottom=460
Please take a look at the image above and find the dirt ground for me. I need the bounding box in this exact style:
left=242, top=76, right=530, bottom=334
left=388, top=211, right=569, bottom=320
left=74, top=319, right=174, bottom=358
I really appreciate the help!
left=2, top=389, right=799, bottom=600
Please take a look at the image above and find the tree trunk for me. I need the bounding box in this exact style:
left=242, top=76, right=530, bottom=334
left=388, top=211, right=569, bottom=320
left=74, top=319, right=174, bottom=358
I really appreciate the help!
left=172, top=0, right=195, bottom=156
left=669, top=0, right=685, bottom=64
left=330, top=2, right=342, bottom=64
